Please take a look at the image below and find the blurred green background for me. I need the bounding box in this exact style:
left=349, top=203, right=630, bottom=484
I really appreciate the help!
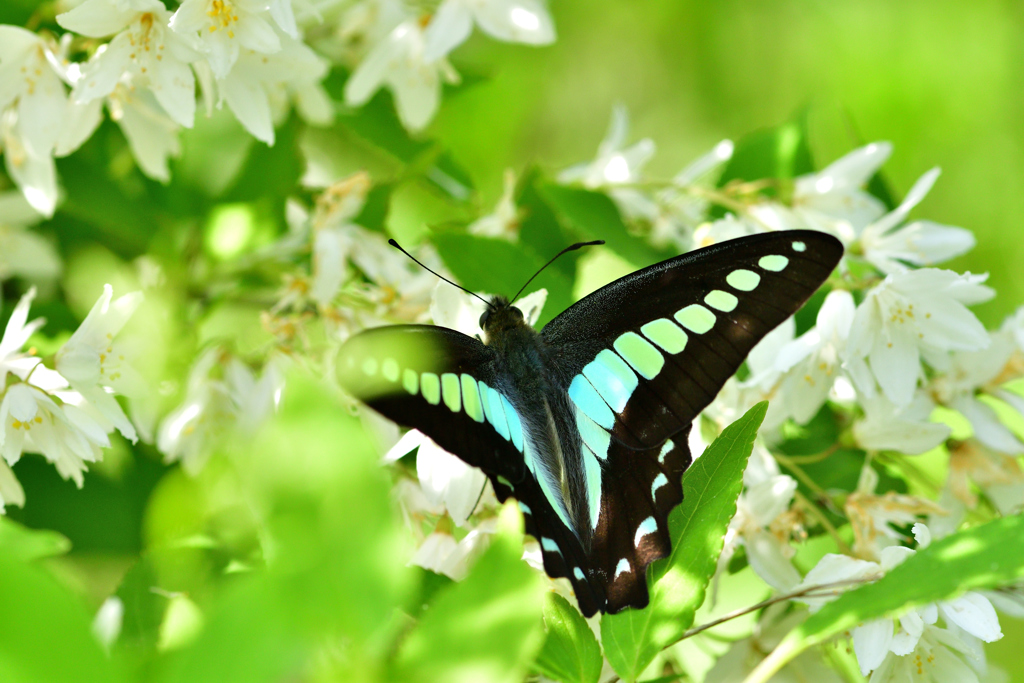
left=5, top=0, right=1024, bottom=679
left=431, top=0, right=1024, bottom=327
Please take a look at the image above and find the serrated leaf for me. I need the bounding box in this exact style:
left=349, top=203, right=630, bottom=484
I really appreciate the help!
left=601, top=402, right=767, bottom=682
left=533, top=593, right=603, bottom=683
left=747, top=513, right=1024, bottom=683
left=389, top=514, right=546, bottom=683
left=538, top=184, right=672, bottom=268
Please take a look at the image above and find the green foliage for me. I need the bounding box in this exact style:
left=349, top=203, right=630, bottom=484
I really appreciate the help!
left=717, top=112, right=815, bottom=189
left=601, top=402, right=768, bottom=682
left=539, top=184, right=674, bottom=267
left=0, top=517, right=70, bottom=561
left=0, top=552, right=122, bottom=683
left=533, top=594, right=603, bottom=683
left=747, top=513, right=1024, bottom=682
left=390, top=504, right=546, bottom=683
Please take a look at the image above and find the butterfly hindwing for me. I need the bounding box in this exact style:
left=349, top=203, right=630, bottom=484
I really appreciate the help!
left=338, top=325, right=527, bottom=482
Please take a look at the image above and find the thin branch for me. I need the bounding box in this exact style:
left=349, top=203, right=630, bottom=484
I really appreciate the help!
left=794, top=490, right=853, bottom=555
left=679, top=578, right=873, bottom=642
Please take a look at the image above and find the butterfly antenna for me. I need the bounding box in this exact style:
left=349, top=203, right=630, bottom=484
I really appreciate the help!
left=509, top=240, right=605, bottom=305
left=388, top=239, right=493, bottom=308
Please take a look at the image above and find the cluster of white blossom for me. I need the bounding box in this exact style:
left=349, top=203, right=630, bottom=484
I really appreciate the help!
left=557, top=107, right=1022, bottom=681
left=0, top=0, right=555, bottom=217
left=0, top=282, right=143, bottom=510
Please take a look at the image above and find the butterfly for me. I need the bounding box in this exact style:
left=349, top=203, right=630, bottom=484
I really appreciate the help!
left=338, top=229, right=843, bottom=617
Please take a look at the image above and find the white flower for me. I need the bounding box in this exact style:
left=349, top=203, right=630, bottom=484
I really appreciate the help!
left=945, top=440, right=1024, bottom=517
left=718, top=446, right=801, bottom=591
left=853, top=393, right=951, bottom=455
left=410, top=518, right=497, bottom=579
left=649, top=139, right=733, bottom=251
left=92, top=596, right=124, bottom=651
left=747, top=142, right=892, bottom=238
left=345, top=19, right=458, bottom=131
left=0, top=287, right=47, bottom=382
left=845, top=466, right=945, bottom=560
left=422, top=0, right=555, bottom=62
left=351, top=232, right=445, bottom=322
left=225, top=354, right=285, bottom=432
left=560, top=105, right=654, bottom=189
left=0, top=383, right=110, bottom=487
left=773, top=289, right=855, bottom=424
left=387, top=429, right=487, bottom=526
left=797, top=524, right=1002, bottom=680
left=857, top=168, right=976, bottom=275
left=0, top=191, right=61, bottom=282
left=156, top=348, right=234, bottom=473
left=0, top=458, right=25, bottom=512
left=930, top=329, right=1024, bottom=455
left=219, top=35, right=332, bottom=145
left=0, top=27, right=69, bottom=215
left=467, top=169, right=519, bottom=241
left=108, top=84, right=183, bottom=181
left=170, top=0, right=282, bottom=79
left=308, top=173, right=369, bottom=306
left=845, top=268, right=993, bottom=407
left=55, top=284, right=144, bottom=443
left=58, top=0, right=201, bottom=127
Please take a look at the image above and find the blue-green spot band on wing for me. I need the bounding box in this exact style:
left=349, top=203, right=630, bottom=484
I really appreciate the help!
left=568, top=375, right=615, bottom=429
left=581, top=443, right=603, bottom=530
left=484, top=385, right=511, bottom=440
left=640, top=318, right=688, bottom=354
left=704, top=289, right=738, bottom=313
left=612, top=331, right=664, bottom=380
left=500, top=394, right=525, bottom=451
left=402, top=368, right=419, bottom=395
left=792, top=240, right=807, bottom=252
left=674, top=304, right=716, bottom=334
left=726, top=268, right=760, bottom=291
left=576, top=408, right=611, bottom=460
left=460, top=374, right=484, bottom=422
left=651, top=472, right=668, bottom=498
left=420, top=372, right=441, bottom=405
left=582, top=349, right=638, bottom=412
left=759, top=254, right=789, bottom=272
left=382, top=358, right=400, bottom=382
left=441, top=373, right=461, bottom=412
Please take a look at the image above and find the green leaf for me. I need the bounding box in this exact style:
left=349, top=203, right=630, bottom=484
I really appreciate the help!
left=355, top=183, right=394, bottom=233
left=0, top=553, right=122, bottom=683
left=157, top=377, right=413, bottom=683
left=390, top=505, right=546, bottom=683
left=517, top=170, right=573, bottom=278
left=717, top=111, right=814, bottom=187
left=0, top=517, right=70, bottom=561
left=538, top=184, right=673, bottom=268
left=431, top=233, right=575, bottom=327
left=601, top=402, right=768, bottom=682
left=533, top=593, right=603, bottom=683
left=747, top=513, right=1024, bottom=683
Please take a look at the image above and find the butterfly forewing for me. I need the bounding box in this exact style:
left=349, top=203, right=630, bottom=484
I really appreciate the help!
left=338, top=325, right=528, bottom=482
left=542, top=230, right=844, bottom=448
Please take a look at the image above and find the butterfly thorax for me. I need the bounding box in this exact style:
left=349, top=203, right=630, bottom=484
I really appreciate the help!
left=480, top=296, right=593, bottom=548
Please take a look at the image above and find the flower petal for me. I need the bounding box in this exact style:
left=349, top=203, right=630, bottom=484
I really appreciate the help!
left=423, top=0, right=474, bottom=62
left=939, top=592, right=1003, bottom=642
left=852, top=618, right=893, bottom=675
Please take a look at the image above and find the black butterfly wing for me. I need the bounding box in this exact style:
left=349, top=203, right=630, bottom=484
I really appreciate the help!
left=538, top=229, right=843, bottom=613
left=337, top=325, right=528, bottom=483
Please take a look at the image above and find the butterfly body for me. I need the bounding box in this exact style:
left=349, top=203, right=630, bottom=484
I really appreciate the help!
left=339, top=230, right=843, bottom=616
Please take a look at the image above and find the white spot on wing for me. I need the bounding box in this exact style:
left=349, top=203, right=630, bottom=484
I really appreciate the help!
left=634, top=516, right=657, bottom=547
left=614, top=558, right=630, bottom=580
